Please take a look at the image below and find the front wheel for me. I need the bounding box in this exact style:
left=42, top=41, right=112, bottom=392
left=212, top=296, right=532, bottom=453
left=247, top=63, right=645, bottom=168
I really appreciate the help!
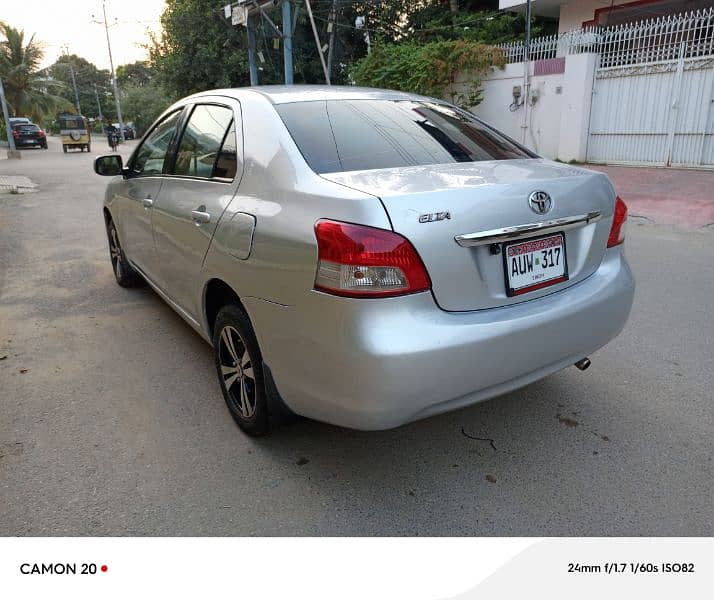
left=62, top=145, right=67, bottom=153
left=106, top=219, right=142, bottom=287
left=213, top=304, right=269, bottom=436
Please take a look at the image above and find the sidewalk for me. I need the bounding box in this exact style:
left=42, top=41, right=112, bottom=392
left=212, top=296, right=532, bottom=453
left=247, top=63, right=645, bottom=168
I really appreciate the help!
left=585, top=164, right=714, bottom=229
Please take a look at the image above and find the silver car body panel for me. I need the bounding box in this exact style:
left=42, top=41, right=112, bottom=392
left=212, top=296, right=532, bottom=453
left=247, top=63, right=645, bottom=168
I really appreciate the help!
left=323, top=160, right=617, bottom=311
left=103, top=85, right=635, bottom=430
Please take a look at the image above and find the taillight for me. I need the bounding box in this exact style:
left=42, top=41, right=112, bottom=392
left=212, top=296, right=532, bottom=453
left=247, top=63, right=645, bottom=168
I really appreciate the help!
left=12, top=130, right=19, bottom=138
left=607, top=196, right=628, bottom=248
left=314, top=220, right=431, bottom=298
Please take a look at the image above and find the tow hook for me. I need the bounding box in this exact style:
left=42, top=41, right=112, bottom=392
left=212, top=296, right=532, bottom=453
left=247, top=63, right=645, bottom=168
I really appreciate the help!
left=574, top=358, right=591, bottom=371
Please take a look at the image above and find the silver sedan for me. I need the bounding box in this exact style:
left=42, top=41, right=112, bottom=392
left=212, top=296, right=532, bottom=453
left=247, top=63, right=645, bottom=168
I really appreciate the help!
left=94, top=86, right=634, bottom=435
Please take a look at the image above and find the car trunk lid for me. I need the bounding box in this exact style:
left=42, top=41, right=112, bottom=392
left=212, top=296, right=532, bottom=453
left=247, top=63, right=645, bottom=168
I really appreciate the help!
left=322, top=159, right=616, bottom=311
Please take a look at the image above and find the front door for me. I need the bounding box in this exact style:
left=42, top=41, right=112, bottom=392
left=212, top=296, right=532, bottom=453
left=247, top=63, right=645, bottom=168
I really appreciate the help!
left=152, top=102, right=243, bottom=319
left=121, top=109, right=183, bottom=286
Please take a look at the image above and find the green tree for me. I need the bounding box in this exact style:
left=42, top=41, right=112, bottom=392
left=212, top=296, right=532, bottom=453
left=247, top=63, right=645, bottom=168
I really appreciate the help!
left=120, top=82, right=176, bottom=135
left=116, top=61, right=153, bottom=87
left=150, top=0, right=251, bottom=96
left=47, top=54, right=115, bottom=121
left=150, top=0, right=376, bottom=94
left=352, top=39, right=505, bottom=108
left=150, top=0, right=555, bottom=99
left=0, top=22, right=70, bottom=122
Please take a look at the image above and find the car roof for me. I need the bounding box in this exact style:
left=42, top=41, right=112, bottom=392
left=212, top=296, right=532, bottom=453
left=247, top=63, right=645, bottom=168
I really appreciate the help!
left=187, top=85, right=434, bottom=105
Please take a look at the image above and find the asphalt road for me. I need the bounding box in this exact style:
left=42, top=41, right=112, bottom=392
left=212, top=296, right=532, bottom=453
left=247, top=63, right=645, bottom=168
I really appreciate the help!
left=1, top=138, right=712, bottom=536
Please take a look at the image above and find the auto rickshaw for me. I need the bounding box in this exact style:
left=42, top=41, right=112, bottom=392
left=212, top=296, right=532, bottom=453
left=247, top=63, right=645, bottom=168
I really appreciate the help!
left=58, top=113, right=91, bottom=153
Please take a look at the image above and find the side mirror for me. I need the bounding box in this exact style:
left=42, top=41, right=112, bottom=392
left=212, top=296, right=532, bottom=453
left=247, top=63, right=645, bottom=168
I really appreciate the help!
left=94, top=154, right=124, bottom=176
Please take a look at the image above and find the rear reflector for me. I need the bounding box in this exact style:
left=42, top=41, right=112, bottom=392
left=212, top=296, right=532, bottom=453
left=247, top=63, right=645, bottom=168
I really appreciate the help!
left=314, top=220, right=431, bottom=298
left=607, top=196, right=628, bottom=248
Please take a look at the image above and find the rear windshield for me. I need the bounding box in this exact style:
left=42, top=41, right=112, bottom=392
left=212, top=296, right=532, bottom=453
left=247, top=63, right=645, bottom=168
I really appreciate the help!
left=15, top=124, right=40, bottom=132
left=60, top=117, right=85, bottom=129
left=275, top=99, right=535, bottom=174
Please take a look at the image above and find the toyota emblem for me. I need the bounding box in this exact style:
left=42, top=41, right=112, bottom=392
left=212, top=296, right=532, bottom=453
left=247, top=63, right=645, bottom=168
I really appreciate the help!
left=528, top=191, right=553, bottom=215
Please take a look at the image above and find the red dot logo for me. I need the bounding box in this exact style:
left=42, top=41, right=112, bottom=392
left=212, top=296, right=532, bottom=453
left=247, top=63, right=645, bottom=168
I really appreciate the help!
left=101, top=565, right=108, bottom=573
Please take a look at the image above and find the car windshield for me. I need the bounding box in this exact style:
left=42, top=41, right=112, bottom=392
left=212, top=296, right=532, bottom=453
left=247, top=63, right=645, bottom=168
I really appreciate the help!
left=275, top=99, right=535, bottom=174
left=17, top=125, right=40, bottom=132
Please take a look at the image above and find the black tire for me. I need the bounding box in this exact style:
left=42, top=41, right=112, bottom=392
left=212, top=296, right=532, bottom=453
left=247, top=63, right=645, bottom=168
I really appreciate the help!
left=106, top=219, right=142, bottom=287
left=213, top=304, right=270, bottom=436
left=87, top=143, right=91, bottom=152
left=62, top=145, right=67, bottom=153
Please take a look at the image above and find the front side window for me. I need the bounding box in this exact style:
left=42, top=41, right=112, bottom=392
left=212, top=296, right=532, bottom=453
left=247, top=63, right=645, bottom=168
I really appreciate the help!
left=172, top=104, right=235, bottom=179
left=131, top=110, right=182, bottom=176
left=276, top=99, right=535, bottom=174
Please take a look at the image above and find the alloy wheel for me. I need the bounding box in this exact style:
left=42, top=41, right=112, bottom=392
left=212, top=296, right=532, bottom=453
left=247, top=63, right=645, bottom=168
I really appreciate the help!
left=218, top=325, right=256, bottom=419
left=108, top=224, right=123, bottom=279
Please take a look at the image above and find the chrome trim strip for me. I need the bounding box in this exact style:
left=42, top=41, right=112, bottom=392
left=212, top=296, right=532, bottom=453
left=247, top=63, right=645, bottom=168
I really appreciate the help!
left=454, top=211, right=602, bottom=247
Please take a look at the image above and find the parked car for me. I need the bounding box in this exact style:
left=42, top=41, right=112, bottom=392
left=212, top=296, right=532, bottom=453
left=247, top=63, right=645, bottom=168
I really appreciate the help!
left=12, top=123, right=47, bottom=149
left=9, top=116, right=32, bottom=127
left=93, top=86, right=634, bottom=436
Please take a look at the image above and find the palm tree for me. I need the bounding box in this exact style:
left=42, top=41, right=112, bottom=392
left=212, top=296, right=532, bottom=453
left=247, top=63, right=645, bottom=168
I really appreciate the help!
left=0, top=22, right=70, bottom=121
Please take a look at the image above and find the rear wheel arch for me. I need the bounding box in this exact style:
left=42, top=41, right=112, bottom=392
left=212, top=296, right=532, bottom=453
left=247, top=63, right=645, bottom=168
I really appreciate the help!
left=203, top=278, right=249, bottom=340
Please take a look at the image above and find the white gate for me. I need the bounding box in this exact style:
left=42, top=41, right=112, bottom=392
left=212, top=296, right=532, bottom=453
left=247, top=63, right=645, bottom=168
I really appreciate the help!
left=587, top=53, right=714, bottom=167
left=497, top=9, right=714, bottom=167
left=586, top=9, right=714, bottom=168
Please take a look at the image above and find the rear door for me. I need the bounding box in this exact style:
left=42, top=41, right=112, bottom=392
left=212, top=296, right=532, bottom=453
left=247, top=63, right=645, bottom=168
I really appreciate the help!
left=152, top=100, right=243, bottom=320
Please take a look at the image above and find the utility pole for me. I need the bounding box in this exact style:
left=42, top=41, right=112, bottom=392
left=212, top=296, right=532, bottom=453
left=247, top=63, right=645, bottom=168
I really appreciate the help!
left=228, top=1, right=293, bottom=86
left=93, top=1, right=125, bottom=141
left=62, top=47, right=81, bottom=114
left=326, top=0, right=338, bottom=78
left=247, top=13, right=259, bottom=86
left=355, top=16, right=370, bottom=55
left=0, top=77, right=20, bottom=159
left=305, top=0, right=330, bottom=84
left=69, top=64, right=81, bottom=114
left=94, top=84, right=104, bottom=121
left=282, top=0, right=293, bottom=84
left=449, top=0, right=458, bottom=26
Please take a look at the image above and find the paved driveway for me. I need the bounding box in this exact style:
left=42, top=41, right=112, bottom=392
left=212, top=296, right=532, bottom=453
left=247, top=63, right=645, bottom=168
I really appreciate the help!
left=586, top=164, right=714, bottom=229
left=0, top=138, right=712, bottom=536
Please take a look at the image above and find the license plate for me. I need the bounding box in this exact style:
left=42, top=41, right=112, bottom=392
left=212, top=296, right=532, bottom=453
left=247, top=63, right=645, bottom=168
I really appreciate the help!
left=503, top=233, right=568, bottom=296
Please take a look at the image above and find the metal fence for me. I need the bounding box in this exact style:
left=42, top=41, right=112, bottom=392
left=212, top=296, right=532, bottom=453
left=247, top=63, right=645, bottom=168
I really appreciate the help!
left=498, top=8, right=714, bottom=67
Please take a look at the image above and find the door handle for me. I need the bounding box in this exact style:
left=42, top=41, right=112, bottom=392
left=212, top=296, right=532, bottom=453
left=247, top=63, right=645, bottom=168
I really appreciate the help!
left=191, top=209, right=211, bottom=224
left=142, top=197, right=154, bottom=208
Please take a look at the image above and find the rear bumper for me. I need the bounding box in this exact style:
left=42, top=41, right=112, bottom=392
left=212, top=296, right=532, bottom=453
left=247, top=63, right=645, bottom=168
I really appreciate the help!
left=245, top=247, right=634, bottom=430
left=16, top=139, right=45, bottom=147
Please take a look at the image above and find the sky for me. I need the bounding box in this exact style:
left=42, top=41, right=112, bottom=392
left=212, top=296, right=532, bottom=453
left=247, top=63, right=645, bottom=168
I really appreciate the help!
left=1, top=0, right=167, bottom=71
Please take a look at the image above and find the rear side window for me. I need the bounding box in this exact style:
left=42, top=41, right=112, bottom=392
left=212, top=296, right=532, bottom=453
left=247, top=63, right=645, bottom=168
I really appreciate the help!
left=276, top=99, right=534, bottom=174
left=172, top=104, right=236, bottom=179
left=214, top=120, right=239, bottom=179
